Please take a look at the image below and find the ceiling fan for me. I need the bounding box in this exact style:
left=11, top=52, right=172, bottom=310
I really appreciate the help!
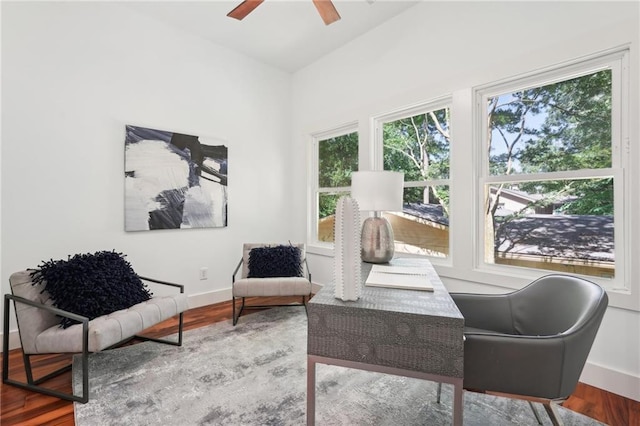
left=227, top=0, right=341, bottom=26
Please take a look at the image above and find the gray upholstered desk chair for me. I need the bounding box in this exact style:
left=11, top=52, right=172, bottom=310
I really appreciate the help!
left=231, top=243, right=312, bottom=325
left=439, top=274, right=608, bottom=425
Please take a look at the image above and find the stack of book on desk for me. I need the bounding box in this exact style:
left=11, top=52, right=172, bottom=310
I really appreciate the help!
left=364, top=264, right=434, bottom=291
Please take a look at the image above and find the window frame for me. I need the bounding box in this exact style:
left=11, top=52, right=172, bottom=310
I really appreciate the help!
left=372, top=96, right=453, bottom=264
left=474, top=48, right=630, bottom=291
left=309, top=122, right=359, bottom=247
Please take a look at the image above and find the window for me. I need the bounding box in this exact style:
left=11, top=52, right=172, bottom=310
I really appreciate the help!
left=375, top=99, right=452, bottom=258
left=312, top=127, right=358, bottom=243
left=477, top=50, right=628, bottom=282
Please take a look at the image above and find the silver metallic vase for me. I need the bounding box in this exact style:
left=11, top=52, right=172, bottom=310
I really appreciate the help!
left=361, top=214, right=395, bottom=263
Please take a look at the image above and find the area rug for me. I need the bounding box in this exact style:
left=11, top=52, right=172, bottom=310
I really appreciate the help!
left=73, top=307, right=603, bottom=425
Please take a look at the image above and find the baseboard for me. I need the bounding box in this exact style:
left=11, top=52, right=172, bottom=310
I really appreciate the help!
left=186, top=287, right=233, bottom=309
left=581, top=361, right=640, bottom=402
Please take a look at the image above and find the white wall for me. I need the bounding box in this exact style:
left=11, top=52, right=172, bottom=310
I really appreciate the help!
left=1, top=2, right=294, bottom=336
left=292, top=2, right=640, bottom=401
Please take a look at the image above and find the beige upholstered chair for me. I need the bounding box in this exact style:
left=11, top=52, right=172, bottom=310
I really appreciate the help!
left=3, top=271, right=188, bottom=403
left=232, top=243, right=312, bottom=325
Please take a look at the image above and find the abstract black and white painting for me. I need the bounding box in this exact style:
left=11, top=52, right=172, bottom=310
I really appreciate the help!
left=124, top=125, right=228, bottom=231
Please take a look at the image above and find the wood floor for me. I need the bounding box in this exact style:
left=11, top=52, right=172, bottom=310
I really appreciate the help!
left=1, top=297, right=638, bottom=426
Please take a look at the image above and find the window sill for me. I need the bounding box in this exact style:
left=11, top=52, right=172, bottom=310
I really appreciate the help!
left=306, top=243, right=334, bottom=258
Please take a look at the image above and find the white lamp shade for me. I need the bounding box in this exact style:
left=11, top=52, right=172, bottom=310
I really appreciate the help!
left=351, top=171, right=404, bottom=212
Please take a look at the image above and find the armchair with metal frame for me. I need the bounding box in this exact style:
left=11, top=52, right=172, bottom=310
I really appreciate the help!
left=231, top=243, right=312, bottom=325
left=3, top=271, right=188, bottom=403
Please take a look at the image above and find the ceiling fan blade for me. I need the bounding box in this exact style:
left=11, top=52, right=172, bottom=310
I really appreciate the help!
left=312, top=0, right=341, bottom=25
left=227, top=0, right=265, bottom=21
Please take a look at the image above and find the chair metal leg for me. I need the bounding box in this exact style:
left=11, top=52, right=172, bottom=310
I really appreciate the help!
left=543, top=401, right=564, bottom=426
left=436, top=382, right=442, bottom=403
left=528, top=401, right=544, bottom=425
left=486, top=388, right=564, bottom=426
left=177, top=311, right=184, bottom=346
left=22, top=352, right=35, bottom=383
left=233, top=294, right=310, bottom=325
left=135, top=312, right=184, bottom=347
left=232, top=295, right=236, bottom=325
left=110, top=312, right=183, bottom=349
left=3, top=295, right=89, bottom=403
left=233, top=297, right=246, bottom=326
left=4, top=356, right=88, bottom=403
left=3, top=296, right=13, bottom=384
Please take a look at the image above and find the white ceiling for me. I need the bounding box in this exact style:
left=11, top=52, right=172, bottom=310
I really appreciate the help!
left=123, top=0, right=421, bottom=73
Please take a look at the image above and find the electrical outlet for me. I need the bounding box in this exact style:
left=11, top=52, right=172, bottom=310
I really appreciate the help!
left=199, top=267, right=208, bottom=280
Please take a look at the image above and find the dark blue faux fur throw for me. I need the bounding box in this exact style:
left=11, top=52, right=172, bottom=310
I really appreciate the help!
left=30, top=250, right=152, bottom=328
left=248, top=245, right=303, bottom=278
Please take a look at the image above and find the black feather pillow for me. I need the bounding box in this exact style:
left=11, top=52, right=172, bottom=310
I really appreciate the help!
left=30, top=250, right=152, bottom=328
left=247, top=245, right=303, bottom=278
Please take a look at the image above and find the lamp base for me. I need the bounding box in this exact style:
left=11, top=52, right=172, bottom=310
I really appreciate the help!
left=361, top=216, right=395, bottom=264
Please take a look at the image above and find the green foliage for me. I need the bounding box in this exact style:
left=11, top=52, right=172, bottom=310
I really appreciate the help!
left=489, top=69, right=613, bottom=215
left=382, top=108, right=451, bottom=210
left=318, top=132, right=358, bottom=188
left=318, top=132, right=358, bottom=219
left=558, top=178, right=613, bottom=215
left=318, top=193, right=345, bottom=219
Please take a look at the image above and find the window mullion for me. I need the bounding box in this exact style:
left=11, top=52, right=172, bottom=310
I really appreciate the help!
left=484, top=168, right=616, bottom=184
left=318, top=186, right=351, bottom=194
left=404, top=179, right=450, bottom=187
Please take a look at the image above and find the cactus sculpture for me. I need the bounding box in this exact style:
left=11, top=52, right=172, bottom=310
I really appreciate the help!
left=333, top=195, right=362, bottom=301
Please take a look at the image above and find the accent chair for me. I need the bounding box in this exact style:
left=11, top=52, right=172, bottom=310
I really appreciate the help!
left=3, top=271, right=188, bottom=403
left=231, top=243, right=312, bottom=325
left=439, top=273, right=608, bottom=425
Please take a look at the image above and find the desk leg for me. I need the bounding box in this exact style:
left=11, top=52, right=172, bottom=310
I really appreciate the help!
left=307, top=356, right=316, bottom=426
left=452, top=380, right=463, bottom=426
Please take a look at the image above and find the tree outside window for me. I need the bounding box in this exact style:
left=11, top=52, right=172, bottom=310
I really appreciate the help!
left=316, top=131, right=358, bottom=242
left=484, top=68, right=616, bottom=277
left=381, top=105, right=451, bottom=257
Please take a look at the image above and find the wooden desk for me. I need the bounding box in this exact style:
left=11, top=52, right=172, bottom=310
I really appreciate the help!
left=306, top=257, right=464, bottom=425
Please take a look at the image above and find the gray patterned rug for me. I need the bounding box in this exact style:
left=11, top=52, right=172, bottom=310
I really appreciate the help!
left=73, top=307, right=603, bottom=425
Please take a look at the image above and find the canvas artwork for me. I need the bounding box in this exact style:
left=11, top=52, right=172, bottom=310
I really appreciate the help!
left=124, top=125, right=228, bottom=231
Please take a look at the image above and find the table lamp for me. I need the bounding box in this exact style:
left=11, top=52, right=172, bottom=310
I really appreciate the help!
left=351, top=171, right=404, bottom=263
